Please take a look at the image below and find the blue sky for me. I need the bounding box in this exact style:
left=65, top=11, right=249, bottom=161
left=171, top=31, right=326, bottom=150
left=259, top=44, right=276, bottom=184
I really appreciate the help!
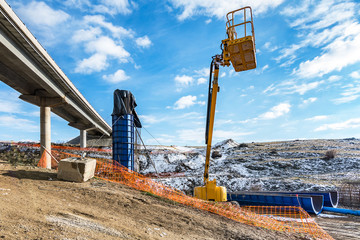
left=1, top=0, right=360, bottom=146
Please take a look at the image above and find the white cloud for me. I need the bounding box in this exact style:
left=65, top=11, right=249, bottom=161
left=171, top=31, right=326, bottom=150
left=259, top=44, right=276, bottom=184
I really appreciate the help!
left=0, top=91, right=22, bottom=113
left=169, top=0, right=285, bottom=21
left=17, top=1, right=70, bottom=27
left=63, top=0, right=135, bottom=15
left=294, top=32, right=360, bottom=78
left=75, top=36, right=130, bottom=73
left=259, top=103, right=291, bottom=120
left=0, top=115, right=38, bottom=132
left=174, top=75, right=194, bottom=89
left=194, top=67, right=209, bottom=77
left=72, top=15, right=142, bottom=74
left=328, top=75, right=342, bottom=82
left=263, top=84, right=275, bottom=94
left=255, top=64, right=269, bottom=75
left=102, top=69, right=130, bottom=83
left=197, top=77, right=207, bottom=85
left=277, top=1, right=360, bottom=78
left=72, top=27, right=102, bottom=43
left=285, top=1, right=355, bottom=30
left=295, top=81, right=324, bottom=95
left=263, top=42, right=278, bottom=52
left=85, top=36, right=130, bottom=60
left=350, top=71, right=360, bottom=79
left=174, top=95, right=197, bottom=109
left=93, top=0, right=133, bottom=15
left=75, top=53, right=108, bottom=73
left=333, top=83, right=360, bottom=104
left=333, top=94, right=360, bottom=104
left=305, top=115, right=328, bottom=121
left=205, top=19, right=212, bottom=24
left=315, top=118, right=360, bottom=131
left=63, top=0, right=92, bottom=9
left=299, top=97, right=317, bottom=107
left=280, top=0, right=311, bottom=17
left=262, top=65, right=269, bottom=71
left=83, top=15, right=134, bottom=39
left=265, top=79, right=324, bottom=96
left=136, top=35, right=152, bottom=48
left=104, top=0, right=132, bottom=14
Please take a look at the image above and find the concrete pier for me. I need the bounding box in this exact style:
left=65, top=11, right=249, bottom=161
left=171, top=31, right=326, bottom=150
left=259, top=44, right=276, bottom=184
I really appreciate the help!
left=80, top=130, right=87, bottom=148
left=40, top=105, right=51, bottom=169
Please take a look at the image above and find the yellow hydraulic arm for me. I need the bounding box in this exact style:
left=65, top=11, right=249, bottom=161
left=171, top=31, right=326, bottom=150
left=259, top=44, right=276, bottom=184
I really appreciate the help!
left=194, top=6, right=257, bottom=202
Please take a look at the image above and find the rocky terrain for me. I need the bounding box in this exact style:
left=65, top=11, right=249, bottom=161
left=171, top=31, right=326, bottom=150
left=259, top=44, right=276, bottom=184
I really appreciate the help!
left=139, top=139, right=360, bottom=196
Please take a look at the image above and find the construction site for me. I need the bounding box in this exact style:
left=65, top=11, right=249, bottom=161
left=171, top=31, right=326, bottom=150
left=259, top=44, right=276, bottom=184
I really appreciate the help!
left=0, top=1, right=360, bottom=240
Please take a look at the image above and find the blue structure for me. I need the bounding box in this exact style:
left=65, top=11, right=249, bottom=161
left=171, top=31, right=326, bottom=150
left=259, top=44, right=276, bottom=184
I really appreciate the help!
left=112, top=114, right=135, bottom=170
left=257, top=191, right=339, bottom=208
left=323, top=207, right=360, bottom=216
left=228, top=192, right=324, bottom=214
left=112, top=90, right=141, bottom=171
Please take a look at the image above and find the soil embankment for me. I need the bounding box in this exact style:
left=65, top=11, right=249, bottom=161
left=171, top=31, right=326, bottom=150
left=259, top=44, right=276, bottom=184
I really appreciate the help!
left=0, top=161, right=299, bottom=240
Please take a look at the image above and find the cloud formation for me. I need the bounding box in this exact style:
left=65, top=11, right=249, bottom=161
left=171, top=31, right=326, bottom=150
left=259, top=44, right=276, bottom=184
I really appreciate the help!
left=259, top=103, right=291, bottom=120
left=136, top=36, right=152, bottom=48
left=173, top=95, right=197, bottom=109
left=315, top=118, right=360, bottom=131
left=169, top=0, right=284, bottom=21
left=72, top=14, right=146, bottom=76
left=17, top=1, right=70, bottom=27
left=102, top=69, right=130, bottom=83
left=277, top=0, right=360, bottom=78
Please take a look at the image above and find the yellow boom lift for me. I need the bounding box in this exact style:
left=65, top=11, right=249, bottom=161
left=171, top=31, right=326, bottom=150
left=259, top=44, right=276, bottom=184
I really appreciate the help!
left=194, top=7, right=257, bottom=202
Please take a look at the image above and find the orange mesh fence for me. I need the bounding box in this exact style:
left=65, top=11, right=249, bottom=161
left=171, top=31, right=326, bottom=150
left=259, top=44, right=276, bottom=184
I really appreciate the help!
left=7, top=142, right=111, bottom=153
left=6, top=142, right=332, bottom=240
left=93, top=158, right=333, bottom=240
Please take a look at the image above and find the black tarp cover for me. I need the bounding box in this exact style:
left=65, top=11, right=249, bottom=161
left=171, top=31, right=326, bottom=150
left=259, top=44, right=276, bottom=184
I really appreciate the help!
left=112, top=89, right=142, bottom=128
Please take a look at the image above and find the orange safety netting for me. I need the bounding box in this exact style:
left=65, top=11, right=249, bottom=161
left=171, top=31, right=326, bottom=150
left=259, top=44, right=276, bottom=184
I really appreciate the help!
left=17, top=143, right=333, bottom=240
left=93, top=157, right=333, bottom=240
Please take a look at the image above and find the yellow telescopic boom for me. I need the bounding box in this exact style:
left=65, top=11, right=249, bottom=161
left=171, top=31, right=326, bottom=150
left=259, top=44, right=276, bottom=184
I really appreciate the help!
left=194, top=6, right=257, bottom=202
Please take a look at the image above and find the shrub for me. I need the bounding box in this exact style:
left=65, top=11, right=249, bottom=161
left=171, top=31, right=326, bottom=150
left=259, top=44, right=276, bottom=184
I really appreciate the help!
left=324, top=150, right=337, bottom=160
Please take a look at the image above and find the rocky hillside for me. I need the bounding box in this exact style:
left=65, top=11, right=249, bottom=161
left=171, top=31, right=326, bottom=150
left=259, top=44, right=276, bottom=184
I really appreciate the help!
left=139, top=138, right=360, bottom=195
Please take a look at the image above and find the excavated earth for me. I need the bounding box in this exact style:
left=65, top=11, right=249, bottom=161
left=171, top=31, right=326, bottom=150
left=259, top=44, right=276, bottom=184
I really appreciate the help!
left=1, top=139, right=360, bottom=239
left=0, top=160, right=305, bottom=240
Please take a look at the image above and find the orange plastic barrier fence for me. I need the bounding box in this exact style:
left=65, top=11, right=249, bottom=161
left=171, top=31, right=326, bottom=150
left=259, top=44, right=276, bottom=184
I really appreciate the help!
left=93, top=158, right=333, bottom=240
left=8, top=142, right=111, bottom=153
left=16, top=142, right=333, bottom=240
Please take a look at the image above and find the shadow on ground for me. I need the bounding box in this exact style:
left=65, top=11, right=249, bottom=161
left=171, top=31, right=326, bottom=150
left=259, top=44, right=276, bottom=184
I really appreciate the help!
left=2, top=169, right=57, bottom=181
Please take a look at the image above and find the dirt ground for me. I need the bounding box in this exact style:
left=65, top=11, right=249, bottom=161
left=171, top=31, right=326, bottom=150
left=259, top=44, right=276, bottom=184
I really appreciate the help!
left=0, top=161, right=306, bottom=240
left=315, top=213, right=360, bottom=240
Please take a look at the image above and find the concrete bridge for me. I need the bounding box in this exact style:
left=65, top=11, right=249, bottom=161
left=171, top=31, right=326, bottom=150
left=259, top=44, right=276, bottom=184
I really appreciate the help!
left=0, top=1, right=112, bottom=168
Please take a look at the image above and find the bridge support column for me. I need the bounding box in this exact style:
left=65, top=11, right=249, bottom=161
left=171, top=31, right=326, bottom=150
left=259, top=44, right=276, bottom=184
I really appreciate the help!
left=40, top=105, right=51, bottom=169
left=80, top=129, right=87, bottom=148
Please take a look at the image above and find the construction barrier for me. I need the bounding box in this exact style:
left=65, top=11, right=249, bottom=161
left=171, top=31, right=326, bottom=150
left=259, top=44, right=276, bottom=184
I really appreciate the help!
left=94, top=157, right=333, bottom=240
left=6, top=142, right=333, bottom=239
